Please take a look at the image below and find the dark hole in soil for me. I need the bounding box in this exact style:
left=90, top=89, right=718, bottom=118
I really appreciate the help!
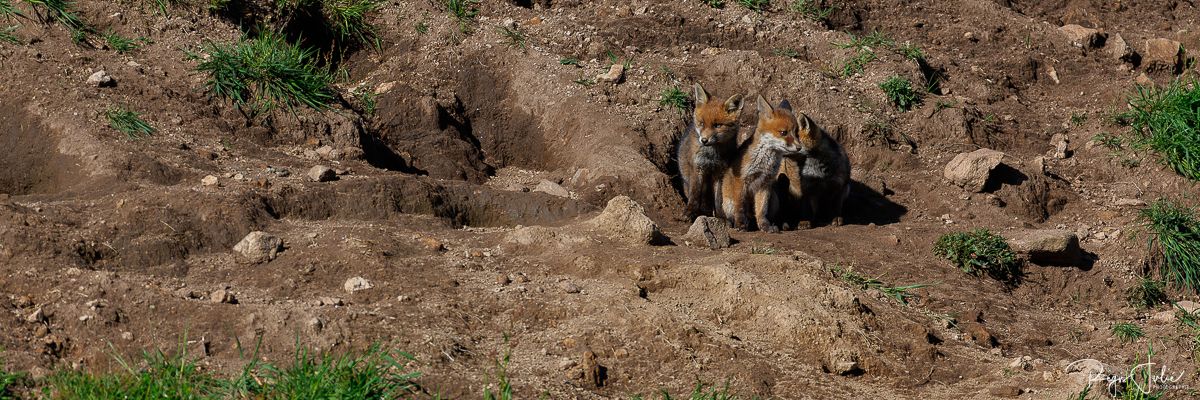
left=0, top=104, right=82, bottom=196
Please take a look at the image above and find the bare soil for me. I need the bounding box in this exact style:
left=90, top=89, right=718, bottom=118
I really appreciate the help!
left=2, top=0, right=1200, bottom=398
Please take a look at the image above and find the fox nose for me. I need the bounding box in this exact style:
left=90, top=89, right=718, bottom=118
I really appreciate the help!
left=699, top=137, right=711, bottom=145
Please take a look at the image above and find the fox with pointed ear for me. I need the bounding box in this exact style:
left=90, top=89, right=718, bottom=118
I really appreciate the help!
left=676, top=83, right=745, bottom=221
left=718, top=95, right=804, bottom=232
left=781, top=110, right=851, bottom=227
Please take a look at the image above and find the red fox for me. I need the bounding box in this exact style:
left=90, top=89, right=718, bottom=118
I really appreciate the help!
left=781, top=112, right=851, bottom=227
left=718, top=95, right=803, bottom=232
left=676, top=83, right=744, bottom=220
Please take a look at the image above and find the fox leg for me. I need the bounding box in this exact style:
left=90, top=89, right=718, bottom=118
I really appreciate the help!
left=754, top=189, right=779, bottom=233
left=684, top=172, right=710, bottom=220
left=828, top=184, right=849, bottom=227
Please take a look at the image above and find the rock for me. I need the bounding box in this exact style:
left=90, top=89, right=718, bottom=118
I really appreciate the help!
left=580, top=350, right=605, bottom=387
left=963, top=322, right=998, bottom=348
left=1058, top=24, right=1105, bottom=49
left=560, top=281, right=581, bottom=294
left=307, top=165, right=337, bottom=182
left=233, top=231, right=283, bottom=263
left=120, top=331, right=133, bottom=340
left=533, top=180, right=571, bottom=197
left=1105, top=33, right=1138, bottom=63
left=943, top=149, right=1005, bottom=192
left=1008, top=229, right=1084, bottom=266
left=1050, top=134, right=1070, bottom=159
left=496, top=274, right=511, bottom=285
left=1135, top=72, right=1155, bottom=86
left=1046, top=65, right=1060, bottom=84
left=201, top=175, right=219, bottom=186
left=1063, top=358, right=1117, bottom=391
left=1176, top=300, right=1200, bottom=315
left=681, top=216, right=732, bottom=249
left=419, top=236, right=445, bottom=252
left=318, top=297, right=344, bottom=306
left=595, top=63, right=624, bottom=83
left=87, top=70, right=115, bottom=87
left=344, top=277, right=373, bottom=292
left=585, top=196, right=665, bottom=245
left=832, top=361, right=862, bottom=376
left=1143, top=38, right=1182, bottom=74
left=25, top=308, right=44, bottom=323
left=308, top=317, right=323, bottom=332
left=315, top=145, right=335, bottom=159
left=210, top=289, right=236, bottom=304
left=1114, top=198, right=1146, bottom=207
left=1150, top=311, right=1174, bottom=324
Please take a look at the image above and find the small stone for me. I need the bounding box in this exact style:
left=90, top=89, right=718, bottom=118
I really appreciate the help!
left=1176, top=300, right=1200, bottom=315
left=1135, top=72, right=1155, bottom=86
left=1144, top=38, right=1183, bottom=74
left=497, top=274, right=512, bottom=285
left=309, top=317, right=323, bottom=332
left=1106, top=33, right=1137, bottom=63
left=884, top=234, right=900, bottom=245
left=580, top=350, right=605, bottom=387
left=1114, top=198, right=1146, bottom=207
left=1050, top=134, right=1070, bottom=159
left=344, top=276, right=373, bottom=292
left=87, top=70, right=115, bottom=87
left=514, top=273, right=530, bottom=283
left=1046, top=66, right=1060, bottom=84
left=420, top=236, right=445, bottom=252
left=233, top=231, right=283, bottom=263
left=560, top=281, right=581, bottom=294
left=210, top=289, right=236, bottom=304
left=319, top=297, right=344, bottom=306
left=307, top=165, right=337, bottom=182
left=533, top=180, right=571, bottom=197
left=201, top=175, right=219, bottom=186
left=120, top=331, right=133, bottom=340
left=595, top=63, right=624, bottom=84
left=585, top=196, right=665, bottom=245
left=943, top=149, right=1006, bottom=192
left=1008, top=229, right=1084, bottom=266
left=681, top=216, right=732, bottom=249
left=315, top=145, right=335, bottom=158
left=233, top=173, right=244, bottom=180
left=1058, top=24, right=1105, bottom=49
left=25, top=308, right=45, bottom=323
left=1150, top=311, right=1174, bottom=324
left=833, top=361, right=861, bottom=376
left=13, top=296, right=32, bottom=308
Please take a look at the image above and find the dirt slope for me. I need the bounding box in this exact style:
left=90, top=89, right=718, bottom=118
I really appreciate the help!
left=2, top=0, right=1200, bottom=398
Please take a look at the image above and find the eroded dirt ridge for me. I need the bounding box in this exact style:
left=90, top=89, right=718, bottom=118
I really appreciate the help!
left=0, top=0, right=1199, bottom=398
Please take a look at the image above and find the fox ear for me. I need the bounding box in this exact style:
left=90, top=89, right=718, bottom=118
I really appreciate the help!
left=755, top=95, right=772, bottom=116
left=779, top=99, right=793, bottom=111
left=693, top=83, right=709, bottom=105
left=725, top=93, right=744, bottom=113
left=796, top=113, right=811, bottom=135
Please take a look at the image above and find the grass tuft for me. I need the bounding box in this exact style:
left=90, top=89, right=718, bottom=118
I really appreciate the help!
left=105, top=106, right=156, bottom=139
left=659, top=85, right=689, bottom=115
left=445, top=0, right=478, bottom=32
left=102, top=30, right=144, bottom=53
left=263, top=344, right=419, bottom=399
left=321, top=0, right=381, bottom=47
left=832, top=265, right=933, bottom=305
left=0, top=0, right=22, bottom=19
left=195, top=31, right=334, bottom=116
left=701, top=0, right=724, bottom=8
left=734, top=0, right=768, bottom=13
left=482, top=340, right=513, bottom=400
left=1125, top=277, right=1168, bottom=309
left=0, top=25, right=17, bottom=44
left=559, top=57, right=580, bottom=66
left=1120, top=79, right=1200, bottom=180
left=497, top=25, right=525, bottom=49
left=25, top=0, right=86, bottom=32
left=1111, top=322, right=1144, bottom=344
left=788, top=0, right=833, bottom=23
left=934, top=229, right=1021, bottom=283
left=897, top=41, right=923, bottom=61
left=1139, top=199, right=1200, bottom=293
left=879, top=75, right=921, bottom=111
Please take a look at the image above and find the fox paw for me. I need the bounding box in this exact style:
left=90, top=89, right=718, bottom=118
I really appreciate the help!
left=763, top=225, right=781, bottom=234
left=830, top=217, right=844, bottom=227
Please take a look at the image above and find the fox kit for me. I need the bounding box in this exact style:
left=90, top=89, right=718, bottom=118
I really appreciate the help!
left=676, top=83, right=744, bottom=220
left=782, top=113, right=851, bottom=227
left=719, top=95, right=803, bottom=232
